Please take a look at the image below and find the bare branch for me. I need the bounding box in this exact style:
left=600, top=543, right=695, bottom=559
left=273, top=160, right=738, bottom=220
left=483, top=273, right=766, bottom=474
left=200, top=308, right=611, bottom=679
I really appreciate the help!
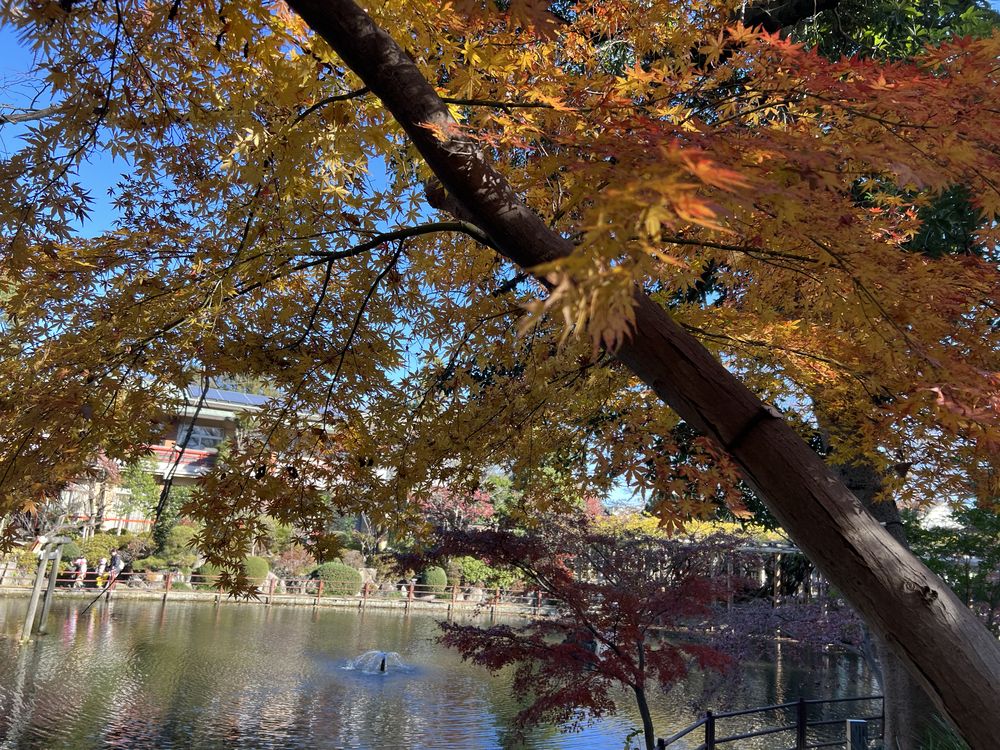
left=0, top=105, right=65, bottom=125
left=292, top=86, right=370, bottom=125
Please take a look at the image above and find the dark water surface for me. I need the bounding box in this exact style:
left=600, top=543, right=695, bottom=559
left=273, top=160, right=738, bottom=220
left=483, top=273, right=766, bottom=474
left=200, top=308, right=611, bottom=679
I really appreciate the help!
left=0, top=598, right=876, bottom=749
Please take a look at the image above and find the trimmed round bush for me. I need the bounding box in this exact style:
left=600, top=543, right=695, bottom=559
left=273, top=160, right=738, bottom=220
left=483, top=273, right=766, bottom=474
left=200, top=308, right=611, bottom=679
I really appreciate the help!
left=244, top=555, right=269, bottom=582
left=420, top=565, right=448, bottom=594
left=196, top=556, right=269, bottom=587
left=313, top=561, right=362, bottom=596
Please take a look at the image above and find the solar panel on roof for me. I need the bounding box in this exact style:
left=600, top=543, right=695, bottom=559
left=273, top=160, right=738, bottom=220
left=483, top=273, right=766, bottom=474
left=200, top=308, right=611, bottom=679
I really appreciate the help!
left=187, top=386, right=273, bottom=406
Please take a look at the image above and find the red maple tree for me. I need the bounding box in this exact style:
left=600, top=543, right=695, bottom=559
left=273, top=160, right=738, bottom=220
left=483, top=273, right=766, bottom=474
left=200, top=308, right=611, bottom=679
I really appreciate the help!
left=429, top=515, right=735, bottom=750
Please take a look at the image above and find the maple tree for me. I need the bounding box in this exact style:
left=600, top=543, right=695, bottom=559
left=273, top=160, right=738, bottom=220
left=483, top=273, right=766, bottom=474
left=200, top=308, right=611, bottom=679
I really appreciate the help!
left=419, top=486, right=495, bottom=532
left=429, top=515, right=732, bottom=750
left=1, top=0, right=1000, bottom=745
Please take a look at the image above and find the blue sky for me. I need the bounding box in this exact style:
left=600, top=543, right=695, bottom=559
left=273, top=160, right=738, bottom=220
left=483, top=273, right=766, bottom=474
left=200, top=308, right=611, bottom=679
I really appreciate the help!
left=0, top=23, right=127, bottom=237
left=5, top=1, right=1000, bottom=234
left=4, top=1, right=1000, bottom=233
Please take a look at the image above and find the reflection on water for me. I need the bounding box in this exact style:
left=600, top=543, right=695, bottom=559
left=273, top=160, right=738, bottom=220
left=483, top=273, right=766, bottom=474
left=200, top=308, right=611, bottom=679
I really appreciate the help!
left=0, top=599, right=876, bottom=749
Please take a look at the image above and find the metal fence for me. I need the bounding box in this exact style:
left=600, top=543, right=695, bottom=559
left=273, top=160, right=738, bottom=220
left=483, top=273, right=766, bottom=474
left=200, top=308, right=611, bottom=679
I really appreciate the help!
left=659, top=695, right=884, bottom=750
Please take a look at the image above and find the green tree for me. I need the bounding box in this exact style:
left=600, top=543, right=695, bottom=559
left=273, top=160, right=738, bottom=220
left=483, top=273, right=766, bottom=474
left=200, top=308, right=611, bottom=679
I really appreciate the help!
left=151, top=485, right=192, bottom=554
left=906, top=507, right=1000, bottom=634
left=120, top=458, right=159, bottom=525
left=792, top=0, right=1000, bottom=59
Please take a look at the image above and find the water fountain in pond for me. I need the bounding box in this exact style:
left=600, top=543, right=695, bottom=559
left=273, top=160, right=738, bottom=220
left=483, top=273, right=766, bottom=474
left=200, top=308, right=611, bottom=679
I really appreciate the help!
left=346, top=650, right=404, bottom=673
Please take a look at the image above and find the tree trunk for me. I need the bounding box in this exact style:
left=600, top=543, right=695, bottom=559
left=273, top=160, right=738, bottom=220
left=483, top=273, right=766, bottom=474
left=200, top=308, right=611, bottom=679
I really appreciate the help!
left=282, top=2, right=1000, bottom=745
left=95, top=482, right=107, bottom=533
left=85, top=483, right=97, bottom=539
left=831, top=460, right=939, bottom=750
left=633, top=684, right=656, bottom=750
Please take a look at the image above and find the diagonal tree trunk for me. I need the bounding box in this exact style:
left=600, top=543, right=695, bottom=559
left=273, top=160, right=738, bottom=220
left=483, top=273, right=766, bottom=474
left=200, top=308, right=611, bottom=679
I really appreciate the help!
left=830, top=458, right=940, bottom=750
left=814, top=406, right=943, bottom=750
left=281, top=2, right=1000, bottom=745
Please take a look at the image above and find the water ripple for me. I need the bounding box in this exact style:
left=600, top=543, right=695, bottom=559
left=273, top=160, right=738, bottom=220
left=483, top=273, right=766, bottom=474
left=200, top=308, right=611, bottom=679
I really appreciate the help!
left=0, top=598, right=876, bottom=749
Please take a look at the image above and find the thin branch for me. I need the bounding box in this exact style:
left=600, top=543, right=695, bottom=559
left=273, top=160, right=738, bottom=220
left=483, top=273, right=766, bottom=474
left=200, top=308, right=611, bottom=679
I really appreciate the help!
left=289, top=258, right=335, bottom=349
left=295, top=219, right=495, bottom=255
left=292, top=87, right=370, bottom=125
left=120, top=221, right=493, bottom=362
left=0, top=105, right=65, bottom=125
left=331, top=243, right=405, bottom=383
left=661, top=235, right=817, bottom=264
left=441, top=97, right=554, bottom=110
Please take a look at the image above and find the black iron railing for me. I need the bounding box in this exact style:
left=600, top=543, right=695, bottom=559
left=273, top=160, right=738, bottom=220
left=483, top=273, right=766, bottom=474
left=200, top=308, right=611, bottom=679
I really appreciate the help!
left=658, top=695, right=883, bottom=750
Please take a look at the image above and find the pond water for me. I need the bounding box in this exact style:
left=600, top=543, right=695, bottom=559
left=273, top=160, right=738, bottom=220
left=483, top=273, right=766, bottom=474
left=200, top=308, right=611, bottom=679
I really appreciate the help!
left=0, top=598, right=877, bottom=749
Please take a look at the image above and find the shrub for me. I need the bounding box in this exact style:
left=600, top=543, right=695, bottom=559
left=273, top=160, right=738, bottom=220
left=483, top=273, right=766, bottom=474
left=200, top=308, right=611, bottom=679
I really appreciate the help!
left=121, top=533, right=154, bottom=562
left=162, top=525, right=198, bottom=569
left=60, top=540, right=83, bottom=564
left=445, top=559, right=463, bottom=588
left=132, top=556, right=167, bottom=573
left=420, top=565, right=448, bottom=594
left=458, top=556, right=520, bottom=589
left=262, top=516, right=295, bottom=554
left=80, top=533, right=130, bottom=563
left=4, top=548, right=39, bottom=574
left=270, top=544, right=316, bottom=578
left=196, top=556, right=269, bottom=587
left=244, top=555, right=269, bottom=582
left=313, top=561, right=362, bottom=596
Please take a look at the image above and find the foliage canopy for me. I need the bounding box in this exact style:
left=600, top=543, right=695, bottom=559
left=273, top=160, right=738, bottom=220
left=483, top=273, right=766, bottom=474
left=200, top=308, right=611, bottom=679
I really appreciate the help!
left=0, top=0, right=997, bottom=581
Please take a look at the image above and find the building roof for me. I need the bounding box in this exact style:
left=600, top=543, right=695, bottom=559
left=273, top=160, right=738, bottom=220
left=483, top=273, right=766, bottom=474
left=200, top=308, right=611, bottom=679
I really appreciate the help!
left=188, top=387, right=273, bottom=408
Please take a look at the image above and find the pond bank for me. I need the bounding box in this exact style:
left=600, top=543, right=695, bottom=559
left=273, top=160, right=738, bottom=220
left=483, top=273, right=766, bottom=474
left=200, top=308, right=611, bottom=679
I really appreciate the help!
left=0, top=583, right=546, bottom=618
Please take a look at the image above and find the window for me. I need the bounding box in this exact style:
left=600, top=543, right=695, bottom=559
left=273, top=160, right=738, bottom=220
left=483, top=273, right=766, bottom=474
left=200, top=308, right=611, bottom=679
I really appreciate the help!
left=176, top=422, right=226, bottom=451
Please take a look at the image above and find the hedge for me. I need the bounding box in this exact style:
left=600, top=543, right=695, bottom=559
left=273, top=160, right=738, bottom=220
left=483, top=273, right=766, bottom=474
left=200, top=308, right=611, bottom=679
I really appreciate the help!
left=420, top=565, right=448, bottom=594
left=313, top=561, right=362, bottom=596
left=197, top=555, right=270, bottom=587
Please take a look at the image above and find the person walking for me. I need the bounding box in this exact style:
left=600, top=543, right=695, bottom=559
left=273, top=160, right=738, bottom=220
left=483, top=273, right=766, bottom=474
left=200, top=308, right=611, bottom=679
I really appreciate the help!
left=106, top=549, right=124, bottom=600
left=95, top=557, right=108, bottom=588
left=73, top=556, right=88, bottom=589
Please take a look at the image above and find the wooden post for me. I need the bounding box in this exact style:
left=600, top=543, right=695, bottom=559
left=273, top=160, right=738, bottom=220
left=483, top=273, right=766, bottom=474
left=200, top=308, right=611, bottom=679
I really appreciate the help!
left=704, top=711, right=715, bottom=750
left=773, top=553, right=783, bottom=608
left=19, top=552, right=50, bottom=642
left=37, top=546, right=64, bottom=635
left=162, top=572, right=173, bottom=604
left=846, top=719, right=867, bottom=750
left=725, top=556, right=733, bottom=612
left=315, top=579, right=324, bottom=606
left=795, top=697, right=807, bottom=750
